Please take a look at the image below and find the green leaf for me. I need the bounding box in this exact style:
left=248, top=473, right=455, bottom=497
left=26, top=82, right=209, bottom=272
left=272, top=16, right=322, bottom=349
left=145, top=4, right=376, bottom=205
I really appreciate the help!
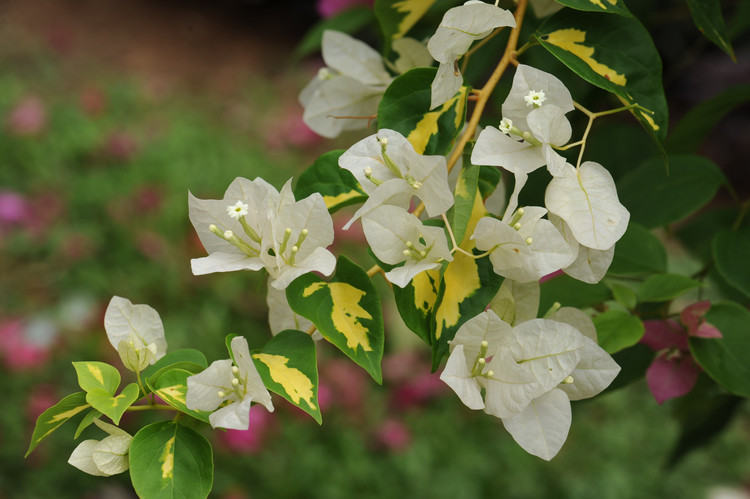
left=74, top=410, right=102, bottom=439
left=555, top=0, right=631, bottom=17
left=392, top=268, right=441, bottom=345
left=378, top=67, right=468, bottom=156
left=287, top=256, right=384, bottom=383
left=129, top=421, right=213, bottom=499
left=609, top=283, right=637, bottom=310
left=687, top=0, right=735, bottom=61
left=428, top=194, right=503, bottom=369
left=85, top=383, right=140, bottom=425
left=712, top=230, right=750, bottom=299
left=666, top=84, right=750, bottom=154
left=477, top=165, right=502, bottom=200
left=637, top=274, right=701, bottom=303
left=691, top=302, right=750, bottom=398
left=148, top=369, right=212, bottom=424
left=296, top=7, right=376, bottom=59
left=617, top=154, right=725, bottom=228
left=609, top=223, right=667, bottom=275
left=446, top=162, right=478, bottom=247
left=142, top=348, right=208, bottom=385
left=374, top=0, right=437, bottom=51
left=535, top=10, right=668, bottom=143
left=593, top=310, right=644, bottom=354
left=253, top=330, right=321, bottom=424
left=72, top=361, right=121, bottom=395
left=26, top=392, right=90, bottom=457
left=294, top=150, right=367, bottom=213
left=540, top=274, right=612, bottom=312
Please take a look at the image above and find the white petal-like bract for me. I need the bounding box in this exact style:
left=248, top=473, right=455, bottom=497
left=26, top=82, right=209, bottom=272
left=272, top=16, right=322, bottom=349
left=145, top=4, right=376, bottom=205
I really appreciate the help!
left=545, top=162, right=629, bottom=250
left=501, top=388, right=572, bottom=461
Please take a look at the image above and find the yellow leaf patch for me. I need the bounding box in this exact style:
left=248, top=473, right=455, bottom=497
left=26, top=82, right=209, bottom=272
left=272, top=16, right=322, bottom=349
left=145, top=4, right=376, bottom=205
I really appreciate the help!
left=435, top=192, right=487, bottom=340
left=87, top=364, right=105, bottom=387
left=254, top=353, right=317, bottom=410
left=589, top=0, right=617, bottom=8
left=303, top=282, right=373, bottom=352
left=544, top=28, right=627, bottom=86
left=160, top=435, right=175, bottom=480
left=412, top=268, right=440, bottom=315
left=406, top=88, right=467, bottom=155
left=323, top=190, right=363, bottom=210
left=391, top=0, right=437, bottom=39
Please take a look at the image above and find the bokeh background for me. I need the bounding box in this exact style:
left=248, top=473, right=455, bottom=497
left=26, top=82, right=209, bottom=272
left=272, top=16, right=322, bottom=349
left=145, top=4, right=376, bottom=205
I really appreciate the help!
left=2, top=0, right=750, bottom=498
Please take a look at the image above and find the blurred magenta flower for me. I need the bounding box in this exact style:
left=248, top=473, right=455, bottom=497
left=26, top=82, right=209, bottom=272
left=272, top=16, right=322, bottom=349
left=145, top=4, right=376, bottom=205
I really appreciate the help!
left=0, top=319, right=53, bottom=371
left=6, top=96, right=47, bottom=136
left=375, top=418, right=411, bottom=452
left=103, top=131, right=139, bottom=161
left=317, top=0, right=374, bottom=18
left=0, top=191, right=31, bottom=226
left=133, top=185, right=163, bottom=215
left=641, top=302, right=722, bottom=404
left=27, top=384, right=58, bottom=423
left=383, top=351, right=446, bottom=410
left=218, top=405, right=275, bottom=454
left=264, top=106, right=323, bottom=150
left=321, top=358, right=368, bottom=417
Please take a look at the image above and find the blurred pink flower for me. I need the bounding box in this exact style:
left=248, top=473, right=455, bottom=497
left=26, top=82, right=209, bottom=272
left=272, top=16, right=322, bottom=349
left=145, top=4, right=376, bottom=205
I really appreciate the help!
left=103, top=131, right=139, bottom=161
left=0, top=320, right=52, bottom=371
left=6, top=96, right=47, bottom=136
left=136, top=230, right=168, bottom=260
left=264, top=106, right=323, bottom=150
left=540, top=269, right=564, bottom=284
left=392, top=373, right=446, bottom=410
left=640, top=303, right=722, bottom=406
left=321, top=358, right=368, bottom=417
left=375, top=418, right=411, bottom=452
left=680, top=300, right=722, bottom=339
left=27, top=384, right=58, bottom=423
left=219, top=405, right=275, bottom=454
left=0, top=191, right=31, bottom=226
left=317, top=0, right=374, bottom=18
left=133, top=185, right=163, bottom=215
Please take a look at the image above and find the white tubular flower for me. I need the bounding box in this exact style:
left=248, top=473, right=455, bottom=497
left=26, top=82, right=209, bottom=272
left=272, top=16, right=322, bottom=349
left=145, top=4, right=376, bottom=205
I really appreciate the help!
left=471, top=207, right=577, bottom=283
left=260, top=182, right=336, bottom=290
left=361, top=205, right=452, bottom=288
left=545, top=162, right=630, bottom=251
left=186, top=336, right=274, bottom=430
left=189, top=177, right=281, bottom=276
left=427, top=2, right=516, bottom=109
left=300, top=30, right=392, bottom=138
left=104, top=296, right=167, bottom=372
left=68, top=420, right=132, bottom=477
left=339, top=129, right=454, bottom=228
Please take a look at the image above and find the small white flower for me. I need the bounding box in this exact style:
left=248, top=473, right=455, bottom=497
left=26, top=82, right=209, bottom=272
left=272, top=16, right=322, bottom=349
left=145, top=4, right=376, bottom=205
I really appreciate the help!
left=186, top=336, right=274, bottom=430
left=499, top=118, right=514, bottom=134
left=226, top=200, right=249, bottom=219
left=524, top=89, right=547, bottom=107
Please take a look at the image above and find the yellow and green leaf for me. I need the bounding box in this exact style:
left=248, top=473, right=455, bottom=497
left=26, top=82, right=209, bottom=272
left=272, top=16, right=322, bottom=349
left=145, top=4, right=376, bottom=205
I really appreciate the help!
left=374, top=0, right=437, bottom=51
left=287, top=256, right=384, bottom=383
left=26, top=392, right=90, bottom=457
left=85, top=383, right=140, bottom=425
left=253, top=330, right=321, bottom=424
left=148, top=369, right=212, bottom=424
left=535, top=10, right=668, bottom=145
left=430, top=192, right=503, bottom=369
left=556, top=0, right=632, bottom=17
left=294, top=150, right=367, bottom=213
left=72, top=361, right=121, bottom=395
left=378, top=67, right=468, bottom=156
left=130, top=421, right=213, bottom=499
